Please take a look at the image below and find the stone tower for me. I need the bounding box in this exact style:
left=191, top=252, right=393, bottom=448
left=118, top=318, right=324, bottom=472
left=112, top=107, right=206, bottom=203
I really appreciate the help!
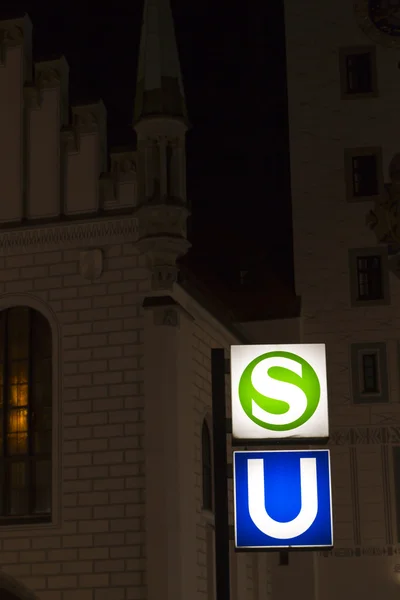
left=134, top=0, right=190, bottom=292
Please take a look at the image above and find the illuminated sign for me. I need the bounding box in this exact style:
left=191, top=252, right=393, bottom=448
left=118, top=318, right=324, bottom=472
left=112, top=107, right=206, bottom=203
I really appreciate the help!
left=233, top=449, right=333, bottom=550
left=231, top=344, right=329, bottom=441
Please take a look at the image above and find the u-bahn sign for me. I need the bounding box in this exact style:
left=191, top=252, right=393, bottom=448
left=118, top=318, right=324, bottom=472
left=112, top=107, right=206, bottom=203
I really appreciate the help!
left=233, top=449, right=333, bottom=550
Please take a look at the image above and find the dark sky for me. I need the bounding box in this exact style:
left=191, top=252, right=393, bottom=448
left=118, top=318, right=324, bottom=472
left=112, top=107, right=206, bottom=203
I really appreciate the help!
left=6, top=0, right=293, bottom=291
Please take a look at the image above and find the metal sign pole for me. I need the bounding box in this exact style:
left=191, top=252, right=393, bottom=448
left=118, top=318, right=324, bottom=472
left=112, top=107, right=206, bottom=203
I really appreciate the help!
left=211, top=348, right=231, bottom=600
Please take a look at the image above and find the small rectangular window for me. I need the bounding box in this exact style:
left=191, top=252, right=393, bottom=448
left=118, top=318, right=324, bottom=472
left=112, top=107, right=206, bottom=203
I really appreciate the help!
left=346, top=53, right=372, bottom=94
left=351, top=343, right=388, bottom=404
left=356, top=256, right=383, bottom=301
left=349, top=247, right=389, bottom=306
left=361, top=352, right=379, bottom=394
left=340, top=47, right=377, bottom=99
left=352, top=155, right=378, bottom=197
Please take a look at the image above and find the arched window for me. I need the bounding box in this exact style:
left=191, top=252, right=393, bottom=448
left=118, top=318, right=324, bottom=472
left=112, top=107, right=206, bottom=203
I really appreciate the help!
left=0, top=307, right=52, bottom=523
left=202, top=419, right=213, bottom=511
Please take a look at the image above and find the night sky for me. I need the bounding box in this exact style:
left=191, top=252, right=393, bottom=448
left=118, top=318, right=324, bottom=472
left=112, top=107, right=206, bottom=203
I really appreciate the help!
left=5, top=0, right=294, bottom=293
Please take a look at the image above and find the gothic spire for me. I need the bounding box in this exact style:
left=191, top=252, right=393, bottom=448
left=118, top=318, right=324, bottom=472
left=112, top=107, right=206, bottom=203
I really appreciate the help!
left=134, top=0, right=188, bottom=124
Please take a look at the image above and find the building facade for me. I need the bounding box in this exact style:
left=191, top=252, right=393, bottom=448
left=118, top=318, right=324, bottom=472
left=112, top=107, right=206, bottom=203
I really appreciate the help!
left=285, top=0, right=400, bottom=598
left=0, top=2, right=273, bottom=600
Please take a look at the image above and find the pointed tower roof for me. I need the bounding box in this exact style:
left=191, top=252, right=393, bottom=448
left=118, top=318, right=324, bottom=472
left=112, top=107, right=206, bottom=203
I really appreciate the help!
left=134, top=0, right=188, bottom=125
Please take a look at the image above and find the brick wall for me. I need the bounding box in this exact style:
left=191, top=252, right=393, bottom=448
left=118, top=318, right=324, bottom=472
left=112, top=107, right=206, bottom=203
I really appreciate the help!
left=0, top=230, right=147, bottom=600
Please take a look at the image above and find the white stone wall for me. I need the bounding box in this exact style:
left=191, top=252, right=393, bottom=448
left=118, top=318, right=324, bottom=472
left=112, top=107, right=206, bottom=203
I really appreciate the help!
left=189, top=312, right=272, bottom=600
left=285, top=0, right=400, bottom=597
left=0, top=220, right=147, bottom=600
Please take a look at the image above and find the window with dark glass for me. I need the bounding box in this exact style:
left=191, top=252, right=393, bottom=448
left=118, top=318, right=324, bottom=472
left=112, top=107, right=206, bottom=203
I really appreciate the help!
left=0, top=307, right=52, bottom=523
left=345, top=53, right=373, bottom=94
left=352, top=155, right=378, bottom=197
left=356, top=256, right=383, bottom=301
left=202, top=420, right=213, bottom=511
left=361, top=353, right=379, bottom=394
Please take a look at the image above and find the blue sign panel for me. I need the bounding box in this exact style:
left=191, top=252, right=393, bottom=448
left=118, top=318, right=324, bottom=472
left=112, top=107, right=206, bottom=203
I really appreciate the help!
left=233, top=449, right=333, bottom=549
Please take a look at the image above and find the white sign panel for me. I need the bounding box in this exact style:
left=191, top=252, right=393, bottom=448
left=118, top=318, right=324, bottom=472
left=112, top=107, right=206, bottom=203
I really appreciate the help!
left=231, top=344, right=329, bottom=441
left=233, top=449, right=333, bottom=549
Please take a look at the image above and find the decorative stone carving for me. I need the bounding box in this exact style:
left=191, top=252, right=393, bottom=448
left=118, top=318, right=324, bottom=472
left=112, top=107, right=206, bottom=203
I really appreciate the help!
left=36, top=67, right=61, bottom=88
left=79, top=249, right=103, bottom=281
left=34, top=57, right=70, bottom=124
left=71, top=101, right=107, bottom=170
left=367, top=154, right=400, bottom=277
left=0, top=15, right=32, bottom=69
left=0, top=217, right=138, bottom=255
left=137, top=232, right=190, bottom=291
left=111, top=151, right=137, bottom=184
left=136, top=204, right=189, bottom=240
left=330, top=425, right=400, bottom=445
left=319, top=546, right=400, bottom=558
left=72, top=101, right=106, bottom=135
left=0, top=24, right=24, bottom=48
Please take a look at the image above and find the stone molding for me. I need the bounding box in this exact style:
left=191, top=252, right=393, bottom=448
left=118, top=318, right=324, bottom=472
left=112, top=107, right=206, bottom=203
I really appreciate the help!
left=330, top=426, right=400, bottom=445
left=0, top=216, right=138, bottom=255
left=319, top=546, right=400, bottom=558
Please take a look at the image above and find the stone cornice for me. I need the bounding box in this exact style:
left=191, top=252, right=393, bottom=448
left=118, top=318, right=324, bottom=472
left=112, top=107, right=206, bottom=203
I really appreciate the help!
left=0, top=216, right=138, bottom=255
left=330, top=425, right=400, bottom=445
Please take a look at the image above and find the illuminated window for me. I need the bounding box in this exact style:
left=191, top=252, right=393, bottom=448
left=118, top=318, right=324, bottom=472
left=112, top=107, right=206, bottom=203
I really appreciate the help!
left=0, top=307, right=52, bottom=523
left=202, top=420, right=213, bottom=511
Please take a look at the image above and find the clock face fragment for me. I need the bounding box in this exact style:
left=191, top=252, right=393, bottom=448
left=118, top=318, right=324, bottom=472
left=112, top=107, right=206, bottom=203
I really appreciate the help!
left=355, top=0, right=400, bottom=46
left=369, top=0, right=400, bottom=36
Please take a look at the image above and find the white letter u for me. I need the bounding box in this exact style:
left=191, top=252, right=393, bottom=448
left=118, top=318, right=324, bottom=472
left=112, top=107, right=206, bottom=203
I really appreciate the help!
left=247, top=458, right=318, bottom=539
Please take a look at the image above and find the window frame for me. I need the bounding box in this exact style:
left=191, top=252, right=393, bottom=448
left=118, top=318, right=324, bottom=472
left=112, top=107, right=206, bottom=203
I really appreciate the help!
left=344, top=147, right=383, bottom=203
left=339, top=46, right=378, bottom=99
left=349, top=246, right=390, bottom=307
left=360, top=351, right=379, bottom=394
left=0, top=297, right=59, bottom=531
left=350, top=342, right=389, bottom=404
left=356, top=255, right=383, bottom=301
left=0, top=307, right=52, bottom=525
